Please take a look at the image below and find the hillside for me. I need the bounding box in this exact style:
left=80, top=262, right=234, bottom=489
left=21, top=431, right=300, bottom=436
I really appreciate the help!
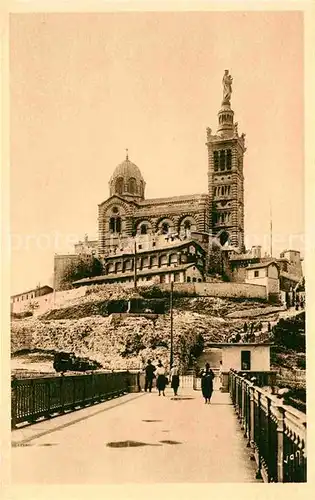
left=11, top=284, right=285, bottom=374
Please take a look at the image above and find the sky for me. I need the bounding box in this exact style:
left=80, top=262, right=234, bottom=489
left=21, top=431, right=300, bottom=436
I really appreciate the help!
left=9, top=11, right=304, bottom=295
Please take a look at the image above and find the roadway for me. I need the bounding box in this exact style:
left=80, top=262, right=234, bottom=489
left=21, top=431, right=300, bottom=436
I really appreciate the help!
left=12, top=384, right=260, bottom=484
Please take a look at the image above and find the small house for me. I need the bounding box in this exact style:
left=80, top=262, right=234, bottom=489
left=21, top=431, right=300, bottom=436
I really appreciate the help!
left=245, top=261, right=280, bottom=302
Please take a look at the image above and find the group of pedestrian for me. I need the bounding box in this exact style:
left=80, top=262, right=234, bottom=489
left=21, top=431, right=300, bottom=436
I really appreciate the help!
left=144, top=359, right=180, bottom=397
left=144, top=359, right=217, bottom=405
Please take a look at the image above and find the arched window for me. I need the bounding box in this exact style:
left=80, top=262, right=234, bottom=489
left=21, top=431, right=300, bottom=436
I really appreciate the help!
left=162, top=222, right=169, bottom=234
left=140, top=224, right=148, bottom=235
left=115, top=177, right=124, bottom=195
left=109, top=216, right=121, bottom=233
left=110, top=217, right=115, bottom=232
left=214, top=151, right=219, bottom=171
left=220, top=150, right=225, bottom=170
left=184, top=220, right=191, bottom=231
left=227, top=149, right=232, bottom=169
left=128, top=177, right=136, bottom=194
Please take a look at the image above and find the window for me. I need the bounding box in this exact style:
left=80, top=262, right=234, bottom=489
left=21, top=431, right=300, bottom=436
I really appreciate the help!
left=160, top=275, right=166, bottom=283
left=198, top=278, right=202, bottom=282
left=174, top=272, right=181, bottom=282
left=128, top=177, right=136, bottom=194
left=192, top=277, right=197, bottom=282
left=115, top=177, right=124, bottom=195
left=140, top=224, right=148, bottom=235
left=138, top=245, right=142, bottom=249
left=160, top=255, right=167, bottom=266
left=227, top=149, right=232, bottom=169
left=150, top=256, right=158, bottom=267
left=254, top=270, right=259, bottom=277
left=187, top=276, right=191, bottom=282
left=112, top=206, right=119, bottom=214
left=220, top=150, right=225, bottom=170
left=162, top=222, right=169, bottom=234
left=152, top=242, right=156, bottom=247
left=170, top=254, right=177, bottom=264
left=214, top=151, right=219, bottom=171
left=241, top=351, right=251, bottom=371
left=109, top=217, right=121, bottom=233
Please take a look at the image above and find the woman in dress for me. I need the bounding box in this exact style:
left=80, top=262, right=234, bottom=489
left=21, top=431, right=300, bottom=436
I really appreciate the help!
left=170, top=362, right=180, bottom=397
left=201, top=362, right=215, bottom=404
left=156, top=360, right=167, bottom=396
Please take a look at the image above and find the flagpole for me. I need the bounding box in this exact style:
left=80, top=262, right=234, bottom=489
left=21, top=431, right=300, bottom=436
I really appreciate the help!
left=269, top=199, right=273, bottom=258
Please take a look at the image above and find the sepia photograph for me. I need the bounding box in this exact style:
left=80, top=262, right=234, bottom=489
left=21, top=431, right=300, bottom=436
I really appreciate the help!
left=6, top=6, right=309, bottom=488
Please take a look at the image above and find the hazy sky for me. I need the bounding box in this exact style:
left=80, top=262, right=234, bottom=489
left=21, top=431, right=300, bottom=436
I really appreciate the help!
left=10, top=11, right=304, bottom=295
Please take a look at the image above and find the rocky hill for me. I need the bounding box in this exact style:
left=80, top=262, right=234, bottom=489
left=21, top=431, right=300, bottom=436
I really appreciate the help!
left=11, top=284, right=285, bottom=374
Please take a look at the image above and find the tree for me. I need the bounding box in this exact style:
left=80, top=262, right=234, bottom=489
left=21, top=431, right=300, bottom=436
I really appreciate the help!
left=60, top=257, right=103, bottom=290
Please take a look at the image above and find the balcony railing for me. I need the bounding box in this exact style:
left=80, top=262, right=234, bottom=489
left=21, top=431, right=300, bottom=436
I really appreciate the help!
left=229, top=369, right=306, bottom=482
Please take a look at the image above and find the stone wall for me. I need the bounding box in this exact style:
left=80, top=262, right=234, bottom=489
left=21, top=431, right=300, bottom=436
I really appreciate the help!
left=159, top=282, right=267, bottom=299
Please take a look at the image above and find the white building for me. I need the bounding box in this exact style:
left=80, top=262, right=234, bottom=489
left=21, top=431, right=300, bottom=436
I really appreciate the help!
left=245, top=261, right=280, bottom=302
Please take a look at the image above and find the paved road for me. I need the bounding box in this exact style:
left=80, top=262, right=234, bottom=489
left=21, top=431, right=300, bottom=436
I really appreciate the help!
left=12, top=387, right=260, bottom=484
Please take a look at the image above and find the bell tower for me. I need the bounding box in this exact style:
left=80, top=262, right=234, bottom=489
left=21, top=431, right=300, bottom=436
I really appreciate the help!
left=206, top=70, right=246, bottom=252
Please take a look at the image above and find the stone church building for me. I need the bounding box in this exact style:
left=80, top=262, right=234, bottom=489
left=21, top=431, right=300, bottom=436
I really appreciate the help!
left=53, top=71, right=303, bottom=291
left=54, top=71, right=247, bottom=289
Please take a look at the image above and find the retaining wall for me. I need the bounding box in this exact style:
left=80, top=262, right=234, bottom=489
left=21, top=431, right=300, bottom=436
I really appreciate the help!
left=159, top=282, right=267, bottom=300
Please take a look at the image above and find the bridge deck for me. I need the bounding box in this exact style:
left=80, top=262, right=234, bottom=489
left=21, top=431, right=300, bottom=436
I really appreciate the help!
left=12, top=385, right=261, bottom=484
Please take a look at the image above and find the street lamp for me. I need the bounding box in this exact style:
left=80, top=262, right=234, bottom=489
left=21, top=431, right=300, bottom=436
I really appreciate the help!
left=133, top=239, right=137, bottom=289
left=170, top=280, right=174, bottom=368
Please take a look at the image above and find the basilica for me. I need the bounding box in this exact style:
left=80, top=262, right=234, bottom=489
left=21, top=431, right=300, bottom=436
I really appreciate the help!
left=53, top=72, right=302, bottom=293
left=54, top=71, right=247, bottom=288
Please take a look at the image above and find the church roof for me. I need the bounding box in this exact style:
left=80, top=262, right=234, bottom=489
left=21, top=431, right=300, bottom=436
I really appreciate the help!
left=110, top=158, right=144, bottom=183
left=138, top=193, right=208, bottom=206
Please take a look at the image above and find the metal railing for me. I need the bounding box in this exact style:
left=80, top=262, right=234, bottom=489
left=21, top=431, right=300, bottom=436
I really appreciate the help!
left=229, top=370, right=306, bottom=483
left=11, top=371, right=139, bottom=429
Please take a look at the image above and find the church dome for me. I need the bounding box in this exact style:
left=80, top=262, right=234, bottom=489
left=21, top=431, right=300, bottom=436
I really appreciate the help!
left=109, top=154, right=146, bottom=200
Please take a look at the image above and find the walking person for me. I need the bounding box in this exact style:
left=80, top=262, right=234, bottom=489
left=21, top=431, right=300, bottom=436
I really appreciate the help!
left=156, top=360, right=167, bottom=396
left=170, top=362, right=180, bottom=397
left=218, top=360, right=223, bottom=388
left=201, top=362, right=215, bottom=404
left=144, top=359, right=156, bottom=393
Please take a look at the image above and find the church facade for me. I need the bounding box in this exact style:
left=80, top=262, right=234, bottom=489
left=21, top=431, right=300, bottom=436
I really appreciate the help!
left=98, top=71, right=245, bottom=255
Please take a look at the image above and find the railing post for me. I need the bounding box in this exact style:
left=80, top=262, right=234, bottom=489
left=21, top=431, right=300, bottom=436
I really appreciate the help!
left=28, top=379, right=36, bottom=424
left=11, top=376, right=17, bottom=429
left=249, top=386, right=255, bottom=456
left=241, top=380, right=245, bottom=429
left=60, top=375, right=65, bottom=413
left=276, top=405, right=285, bottom=482
left=46, top=379, right=51, bottom=418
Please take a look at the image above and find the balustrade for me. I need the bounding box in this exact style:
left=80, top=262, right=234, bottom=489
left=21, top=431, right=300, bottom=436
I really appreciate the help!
left=229, top=370, right=306, bottom=482
left=11, top=371, right=139, bottom=429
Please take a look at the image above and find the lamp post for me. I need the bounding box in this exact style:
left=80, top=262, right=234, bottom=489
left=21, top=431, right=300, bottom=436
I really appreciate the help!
left=133, top=239, right=137, bottom=289
left=170, top=280, right=174, bottom=368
